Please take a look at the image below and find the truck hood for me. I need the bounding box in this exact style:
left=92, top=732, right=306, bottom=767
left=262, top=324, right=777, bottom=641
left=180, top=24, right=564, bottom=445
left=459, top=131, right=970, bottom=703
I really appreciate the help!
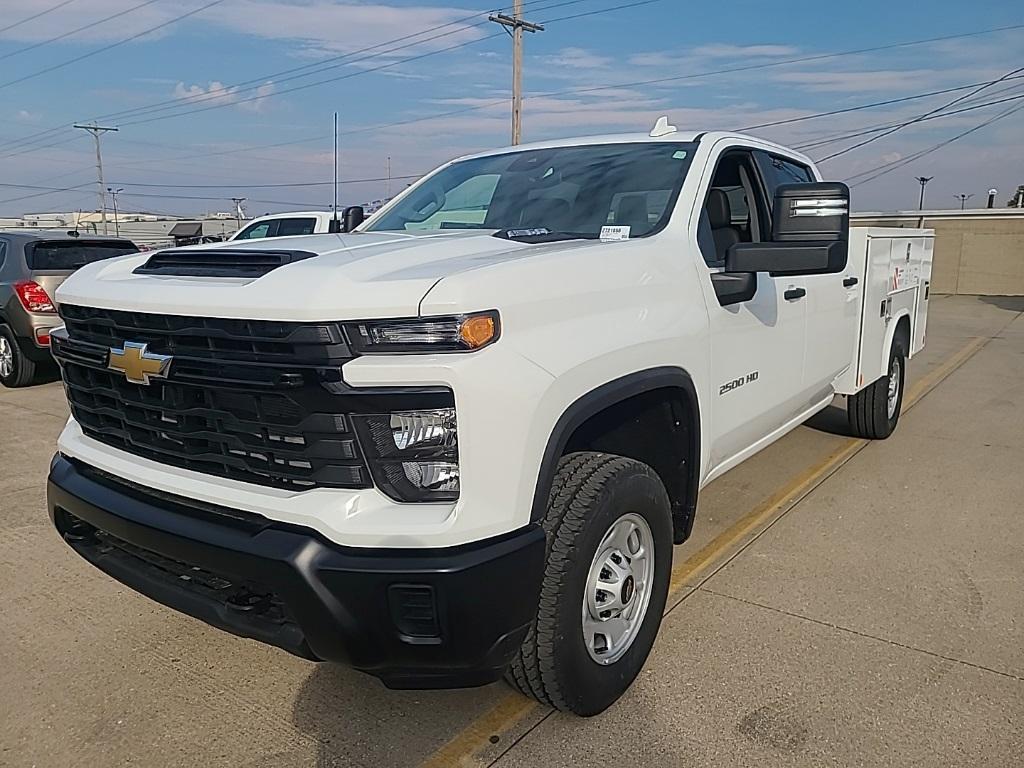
left=55, top=230, right=575, bottom=321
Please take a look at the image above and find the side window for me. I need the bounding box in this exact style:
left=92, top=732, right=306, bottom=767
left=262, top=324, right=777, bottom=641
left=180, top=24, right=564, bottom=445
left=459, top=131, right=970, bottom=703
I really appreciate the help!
left=0, top=240, right=7, bottom=270
left=757, top=151, right=814, bottom=194
left=698, top=149, right=771, bottom=267
left=234, top=221, right=274, bottom=240
left=275, top=218, right=317, bottom=237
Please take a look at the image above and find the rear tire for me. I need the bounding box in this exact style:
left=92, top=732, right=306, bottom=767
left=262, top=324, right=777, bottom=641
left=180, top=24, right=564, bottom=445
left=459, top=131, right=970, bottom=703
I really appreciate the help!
left=848, top=337, right=905, bottom=439
left=0, top=325, right=37, bottom=388
left=506, top=452, right=672, bottom=716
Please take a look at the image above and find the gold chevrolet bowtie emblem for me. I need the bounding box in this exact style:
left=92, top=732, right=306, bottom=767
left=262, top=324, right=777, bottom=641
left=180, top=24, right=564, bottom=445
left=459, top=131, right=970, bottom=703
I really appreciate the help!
left=108, top=342, right=172, bottom=385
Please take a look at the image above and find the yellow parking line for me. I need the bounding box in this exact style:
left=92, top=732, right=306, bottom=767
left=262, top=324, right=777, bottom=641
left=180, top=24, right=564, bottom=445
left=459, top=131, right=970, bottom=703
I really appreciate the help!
left=419, top=334, right=989, bottom=767
left=420, top=693, right=538, bottom=768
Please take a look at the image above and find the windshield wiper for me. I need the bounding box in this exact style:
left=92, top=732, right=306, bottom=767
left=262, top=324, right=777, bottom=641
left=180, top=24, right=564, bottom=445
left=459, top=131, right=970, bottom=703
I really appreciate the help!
left=492, top=228, right=598, bottom=244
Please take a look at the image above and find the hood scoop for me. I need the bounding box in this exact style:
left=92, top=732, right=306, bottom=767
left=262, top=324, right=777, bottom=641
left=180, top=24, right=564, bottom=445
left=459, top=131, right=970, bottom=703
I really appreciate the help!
left=133, top=248, right=318, bottom=278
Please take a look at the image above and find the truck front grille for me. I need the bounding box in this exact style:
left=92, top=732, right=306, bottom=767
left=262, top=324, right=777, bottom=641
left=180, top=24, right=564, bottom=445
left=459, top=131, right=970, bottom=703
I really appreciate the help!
left=54, top=305, right=372, bottom=490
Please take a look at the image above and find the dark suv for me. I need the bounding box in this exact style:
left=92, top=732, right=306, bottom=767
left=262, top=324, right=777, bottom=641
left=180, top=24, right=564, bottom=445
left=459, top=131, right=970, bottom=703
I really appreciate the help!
left=0, top=231, right=138, bottom=387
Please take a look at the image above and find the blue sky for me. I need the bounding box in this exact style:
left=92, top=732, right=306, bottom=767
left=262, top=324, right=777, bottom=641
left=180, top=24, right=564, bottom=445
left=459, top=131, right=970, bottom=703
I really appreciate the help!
left=1, top=0, right=1022, bottom=217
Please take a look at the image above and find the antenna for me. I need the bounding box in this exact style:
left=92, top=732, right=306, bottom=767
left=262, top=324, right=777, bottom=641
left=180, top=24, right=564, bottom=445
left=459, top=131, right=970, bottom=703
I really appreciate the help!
left=330, top=111, right=342, bottom=233
left=649, top=115, right=677, bottom=138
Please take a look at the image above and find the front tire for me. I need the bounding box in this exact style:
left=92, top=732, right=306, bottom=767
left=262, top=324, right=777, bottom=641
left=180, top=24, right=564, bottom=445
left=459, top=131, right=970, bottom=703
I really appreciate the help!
left=506, top=452, right=672, bottom=716
left=848, top=337, right=906, bottom=439
left=0, top=325, right=37, bottom=388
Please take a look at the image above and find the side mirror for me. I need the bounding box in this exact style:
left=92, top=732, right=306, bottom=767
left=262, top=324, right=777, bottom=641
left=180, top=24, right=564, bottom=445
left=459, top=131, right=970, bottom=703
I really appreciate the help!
left=724, top=182, right=850, bottom=277
left=772, top=182, right=849, bottom=243
left=343, top=206, right=365, bottom=232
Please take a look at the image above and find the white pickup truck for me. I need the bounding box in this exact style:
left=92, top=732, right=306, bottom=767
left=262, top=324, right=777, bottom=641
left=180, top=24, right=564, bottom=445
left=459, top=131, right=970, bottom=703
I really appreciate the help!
left=229, top=210, right=338, bottom=241
left=46, top=120, right=932, bottom=716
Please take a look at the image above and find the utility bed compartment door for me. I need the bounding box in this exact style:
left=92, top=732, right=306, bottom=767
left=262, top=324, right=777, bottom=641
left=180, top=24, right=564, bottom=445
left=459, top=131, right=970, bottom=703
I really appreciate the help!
left=835, top=228, right=933, bottom=396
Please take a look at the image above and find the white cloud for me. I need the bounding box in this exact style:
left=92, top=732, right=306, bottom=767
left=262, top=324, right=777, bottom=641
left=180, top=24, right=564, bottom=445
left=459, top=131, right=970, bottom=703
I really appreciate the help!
left=173, top=80, right=276, bottom=112
left=15, top=109, right=41, bottom=122
left=691, top=43, right=799, bottom=59
left=540, top=47, right=612, bottom=70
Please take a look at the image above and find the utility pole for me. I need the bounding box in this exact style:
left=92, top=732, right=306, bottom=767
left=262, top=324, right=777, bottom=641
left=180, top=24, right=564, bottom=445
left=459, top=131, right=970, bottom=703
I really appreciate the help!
left=107, top=187, right=123, bottom=237
left=386, top=155, right=392, bottom=199
left=231, top=197, right=247, bottom=229
left=955, top=193, right=973, bottom=210
left=915, top=176, right=933, bottom=210
left=490, top=1, right=544, bottom=145
left=74, top=123, right=118, bottom=234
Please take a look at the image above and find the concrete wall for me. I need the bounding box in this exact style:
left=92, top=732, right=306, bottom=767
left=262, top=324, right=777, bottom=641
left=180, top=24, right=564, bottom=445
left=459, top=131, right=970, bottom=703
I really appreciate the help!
left=853, top=210, right=1024, bottom=296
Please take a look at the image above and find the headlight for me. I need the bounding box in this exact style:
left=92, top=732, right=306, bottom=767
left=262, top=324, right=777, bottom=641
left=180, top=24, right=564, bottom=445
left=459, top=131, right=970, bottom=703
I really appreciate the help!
left=345, top=311, right=499, bottom=353
left=353, top=408, right=459, bottom=502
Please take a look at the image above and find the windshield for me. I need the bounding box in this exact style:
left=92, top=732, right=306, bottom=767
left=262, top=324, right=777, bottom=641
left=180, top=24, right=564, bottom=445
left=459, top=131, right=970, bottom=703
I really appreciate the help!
left=26, top=240, right=138, bottom=270
left=366, top=142, right=697, bottom=239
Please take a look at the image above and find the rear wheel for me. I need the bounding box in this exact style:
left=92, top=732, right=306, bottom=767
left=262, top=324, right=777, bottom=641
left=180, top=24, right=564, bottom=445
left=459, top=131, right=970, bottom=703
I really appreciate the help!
left=847, top=338, right=905, bottom=439
left=0, top=325, right=37, bottom=388
left=506, top=452, right=672, bottom=716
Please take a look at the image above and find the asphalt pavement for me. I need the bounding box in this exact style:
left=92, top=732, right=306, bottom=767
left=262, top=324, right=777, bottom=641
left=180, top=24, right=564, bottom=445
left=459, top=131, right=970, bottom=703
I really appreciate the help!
left=1, top=295, right=1021, bottom=768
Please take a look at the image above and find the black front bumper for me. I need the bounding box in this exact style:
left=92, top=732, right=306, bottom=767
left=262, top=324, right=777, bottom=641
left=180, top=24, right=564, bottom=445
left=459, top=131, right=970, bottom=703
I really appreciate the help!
left=47, top=455, right=545, bottom=689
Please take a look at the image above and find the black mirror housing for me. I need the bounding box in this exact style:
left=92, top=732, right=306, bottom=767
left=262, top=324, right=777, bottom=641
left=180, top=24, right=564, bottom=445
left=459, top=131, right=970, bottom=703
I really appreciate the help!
left=725, top=240, right=848, bottom=276
left=722, top=181, right=850, bottom=278
left=772, top=182, right=849, bottom=243
left=343, top=206, right=365, bottom=232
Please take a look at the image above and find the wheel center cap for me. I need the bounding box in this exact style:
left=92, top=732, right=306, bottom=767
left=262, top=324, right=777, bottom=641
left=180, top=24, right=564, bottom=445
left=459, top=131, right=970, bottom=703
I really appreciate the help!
left=621, top=574, right=635, bottom=605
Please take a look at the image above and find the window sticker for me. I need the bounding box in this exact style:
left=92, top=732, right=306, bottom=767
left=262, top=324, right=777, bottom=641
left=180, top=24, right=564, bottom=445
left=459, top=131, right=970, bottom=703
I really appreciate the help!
left=600, top=225, right=631, bottom=241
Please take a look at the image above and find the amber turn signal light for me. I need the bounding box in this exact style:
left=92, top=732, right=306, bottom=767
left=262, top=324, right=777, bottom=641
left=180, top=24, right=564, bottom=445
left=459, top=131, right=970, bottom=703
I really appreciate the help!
left=459, top=314, right=497, bottom=349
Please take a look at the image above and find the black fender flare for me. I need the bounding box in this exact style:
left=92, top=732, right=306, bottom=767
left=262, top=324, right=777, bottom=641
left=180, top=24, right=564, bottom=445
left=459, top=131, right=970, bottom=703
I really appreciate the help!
left=530, top=366, right=702, bottom=543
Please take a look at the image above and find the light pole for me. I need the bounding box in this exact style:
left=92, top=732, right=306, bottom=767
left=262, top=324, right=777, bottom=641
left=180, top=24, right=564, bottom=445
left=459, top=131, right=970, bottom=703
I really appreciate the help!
left=231, top=197, right=247, bottom=229
left=107, top=187, right=124, bottom=237
left=955, top=193, right=973, bottom=210
left=915, top=176, right=933, bottom=210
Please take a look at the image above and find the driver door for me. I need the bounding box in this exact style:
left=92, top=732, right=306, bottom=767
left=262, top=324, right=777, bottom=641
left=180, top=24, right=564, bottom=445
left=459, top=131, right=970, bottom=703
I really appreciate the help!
left=696, top=146, right=807, bottom=474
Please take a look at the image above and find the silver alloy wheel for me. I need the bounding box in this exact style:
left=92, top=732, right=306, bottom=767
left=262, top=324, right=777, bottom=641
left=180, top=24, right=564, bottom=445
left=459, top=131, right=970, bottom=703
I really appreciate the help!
left=0, top=335, right=13, bottom=379
left=582, top=512, right=655, bottom=665
left=887, top=356, right=901, bottom=419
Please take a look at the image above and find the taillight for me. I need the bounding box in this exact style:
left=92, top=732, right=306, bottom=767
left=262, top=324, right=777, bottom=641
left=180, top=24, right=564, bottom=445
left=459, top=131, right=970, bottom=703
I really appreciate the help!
left=14, top=281, right=56, bottom=314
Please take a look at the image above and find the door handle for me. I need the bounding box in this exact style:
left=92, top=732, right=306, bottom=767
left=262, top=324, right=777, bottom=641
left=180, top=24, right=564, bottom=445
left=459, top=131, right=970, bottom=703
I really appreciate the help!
left=784, top=287, right=806, bottom=301
left=843, top=276, right=859, bottom=287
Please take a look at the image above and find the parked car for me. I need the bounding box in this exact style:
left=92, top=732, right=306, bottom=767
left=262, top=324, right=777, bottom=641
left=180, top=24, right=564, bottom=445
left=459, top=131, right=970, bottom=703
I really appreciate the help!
left=46, top=121, right=932, bottom=714
left=0, top=231, right=138, bottom=387
left=229, top=211, right=336, bottom=240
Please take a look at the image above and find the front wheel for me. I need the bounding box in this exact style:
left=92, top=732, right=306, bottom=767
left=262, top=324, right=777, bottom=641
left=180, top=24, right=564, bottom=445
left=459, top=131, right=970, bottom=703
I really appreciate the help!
left=506, top=452, right=672, bottom=716
left=848, top=338, right=906, bottom=439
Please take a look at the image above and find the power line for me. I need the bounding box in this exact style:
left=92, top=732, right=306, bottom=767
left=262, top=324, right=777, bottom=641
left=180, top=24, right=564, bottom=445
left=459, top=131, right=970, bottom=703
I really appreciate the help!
left=2, top=16, right=1020, bottom=158
left=111, top=0, right=624, bottom=130
left=335, top=22, right=1024, bottom=139
left=105, top=174, right=423, bottom=189
left=0, top=0, right=162, bottom=62
left=816, top=64, right=1024, bottom=162
left=0, top=0, right=227, bottom=92
left=95, top=0, right=591, bottom=125
left=795, top=92, right=1024, bottom=151
left=848, top=99, right=1024, bottom=187
left=735, top=74, right=1024, bottom=131
left=0, top=0, right=79, bottom=35
left=0, top=0, right=588, bottom=152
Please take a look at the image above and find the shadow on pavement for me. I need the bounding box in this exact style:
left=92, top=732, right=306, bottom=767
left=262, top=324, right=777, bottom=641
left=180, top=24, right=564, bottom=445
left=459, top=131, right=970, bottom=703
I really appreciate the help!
left=290, top=663, right=503, bottom=768
left=803, top=401, right=855, bottom=438
left=978, top=295, right=1024, bottom=313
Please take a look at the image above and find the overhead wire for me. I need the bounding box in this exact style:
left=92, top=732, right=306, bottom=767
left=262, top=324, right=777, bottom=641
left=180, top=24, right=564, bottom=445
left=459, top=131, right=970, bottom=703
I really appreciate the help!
left=0, top=0, right=228, bottom=92
left=847, top=99, right=1024, bottom=186
left=816, top=64, right=1024, bottom=162
left=0, top=0, right=162, bottom=62
left=0, top=0, right=79, bottom=35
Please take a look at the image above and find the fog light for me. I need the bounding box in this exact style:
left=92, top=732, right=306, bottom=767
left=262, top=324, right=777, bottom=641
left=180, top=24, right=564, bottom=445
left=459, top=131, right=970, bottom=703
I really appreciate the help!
left=401, top=460, right=459, bottom=493
left=353, top=407, right=459, bottom=502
